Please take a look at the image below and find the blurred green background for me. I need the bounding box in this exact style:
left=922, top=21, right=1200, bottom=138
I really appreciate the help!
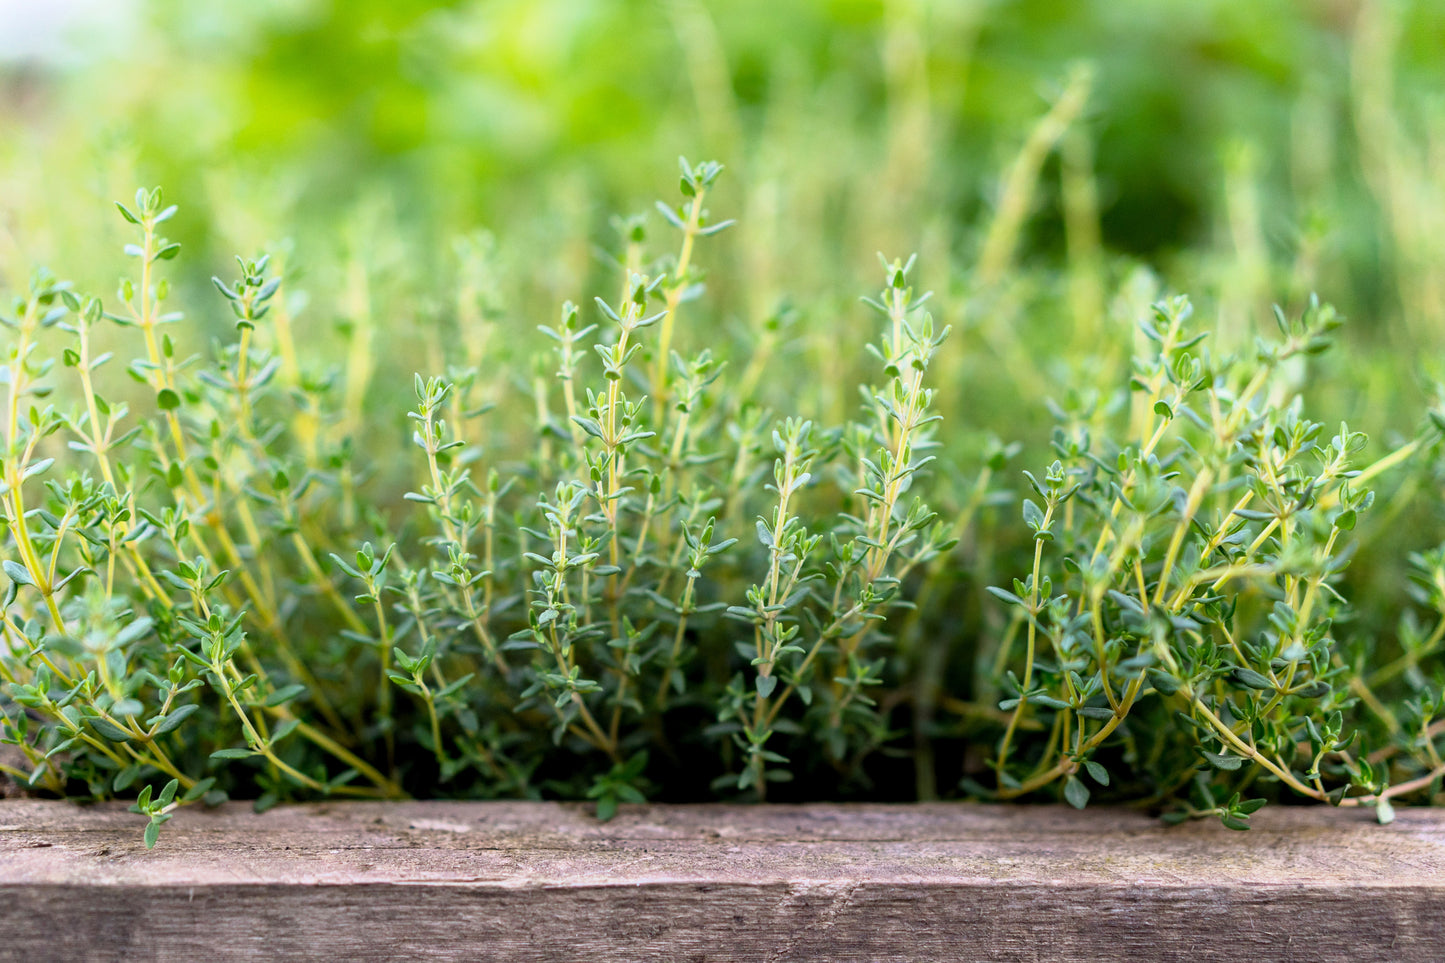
left=3, top=0, right=1442, bottom=315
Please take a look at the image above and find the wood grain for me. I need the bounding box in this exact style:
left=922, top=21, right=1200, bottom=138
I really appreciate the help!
left=1, top=800, right=1443, bottom=961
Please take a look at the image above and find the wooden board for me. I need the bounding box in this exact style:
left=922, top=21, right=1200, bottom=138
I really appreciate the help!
left=2, top=800, right=1443, bottom=961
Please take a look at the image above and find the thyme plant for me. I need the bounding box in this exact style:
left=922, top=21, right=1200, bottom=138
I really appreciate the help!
left=984, top=296, right=1444, bottom=825
left=1, top=157, right=1443, bottom=849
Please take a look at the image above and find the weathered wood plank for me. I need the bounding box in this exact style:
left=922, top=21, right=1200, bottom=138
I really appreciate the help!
left=1, top=801, right=1442, bottom=961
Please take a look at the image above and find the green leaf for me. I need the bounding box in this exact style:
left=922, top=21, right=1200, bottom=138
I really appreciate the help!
left=654, top=200, right=685, bottom=229
left=571, top=416, right=606, bottom=440
left=3, top=560, right=34, bottom=586
left=91, top=717, right=135, bottom=742
left=696, top=219, right=736, bottom=237
left=1201, top=749, right=1244, bottom=771
left=148, top=703, right=199, bottom=735
left=113, top=765, right=143, bottom=792
left=111, top=698, right=144, bottom=718
left=115, top=617, right=156, bottom=647
left=1022, top=498, right=1044, bottom=530
left=156, top=388, right=181, bottom=411
left=1232, top=667, right=1275, bottom=691
left=1377, top=797, right=1396, bottom=826
left=144, top=820, right=161, bottom=850
left=264, top=684, right=308, bottom=707
left=209, top=748, right=259, bottom=760
left=1146, top=669, right=1181, bottom=695
left=269, top=718, right=301, bottom=745
left=1063, top=775, right=1089, bottom=810
left=182, top=777, right=216, bottom=803
left=986, top=587, right=1024, bottom=609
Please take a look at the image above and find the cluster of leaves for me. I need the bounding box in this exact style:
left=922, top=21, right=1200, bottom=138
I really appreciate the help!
left=3, top=156, right=1445, bottom=850
left=984, top=296, right=1445, bottom=826
left=0, top=165, right=980, bottom=846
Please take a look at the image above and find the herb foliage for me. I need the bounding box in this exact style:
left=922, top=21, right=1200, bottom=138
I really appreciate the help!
left=4, top=127, right=1445, bottom=846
